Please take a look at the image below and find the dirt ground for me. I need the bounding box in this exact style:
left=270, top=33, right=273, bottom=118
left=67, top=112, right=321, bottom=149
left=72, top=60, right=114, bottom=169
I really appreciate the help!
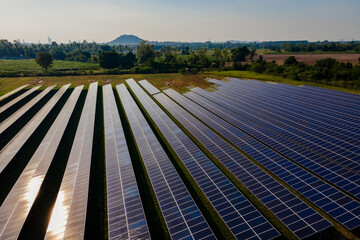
left=253, top=54, right=360, bottom=65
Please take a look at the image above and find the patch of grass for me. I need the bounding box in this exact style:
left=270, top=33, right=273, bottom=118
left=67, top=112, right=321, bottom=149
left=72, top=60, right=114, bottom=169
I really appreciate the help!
left=206, top=70, right=360, bottom=95
left=0, top=59, right=98, bottom=72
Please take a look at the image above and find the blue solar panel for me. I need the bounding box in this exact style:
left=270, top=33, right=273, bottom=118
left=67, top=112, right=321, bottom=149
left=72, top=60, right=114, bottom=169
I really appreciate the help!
left=198, top=84, right=360, bottom=174
left=185, top=90, right=360, bottom=200
left=116, top=83, right=215, bottom=240
left=163, top=88, right=360, bottom=231
left=130, top=79, right=280, bottom=240
left=103, top=84, right=150, bottom=239
left=139, top=81, right=333, bottom=239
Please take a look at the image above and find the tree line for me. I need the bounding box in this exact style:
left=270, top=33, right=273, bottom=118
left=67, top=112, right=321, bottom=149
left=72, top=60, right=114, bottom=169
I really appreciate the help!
left=1, top=39, right=360, bottom=60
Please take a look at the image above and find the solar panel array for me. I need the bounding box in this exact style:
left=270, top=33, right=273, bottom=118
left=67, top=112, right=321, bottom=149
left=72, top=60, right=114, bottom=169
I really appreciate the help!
left=0, top=77, right=359, bottom=240
left=45, top=82, right=98, bottom=239
left=163, top=88, right=360, bottom=230
left=129, top=79, right=280, bottom=240
left=103, top=84, right=150, bottom=240
left=0, top=84, right=69, bottom=174
left=140, top=80, right=333, bottom=239
left=0, top=85, right=41, bottom=114
left=0, top=84, right=30, bottom=101
left=186, top=88, right=360, bottom=200
left=0, top=85, right=82, bottom=239
left=212, top=79, right=360, bottom=173
left=117, top=83, right=215, bottom=240
left=0, top=85, right=56, bottom=134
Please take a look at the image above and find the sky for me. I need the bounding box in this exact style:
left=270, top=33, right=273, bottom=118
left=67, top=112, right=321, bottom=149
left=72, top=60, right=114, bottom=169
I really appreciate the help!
left=0, top=0, right=359, bottom=43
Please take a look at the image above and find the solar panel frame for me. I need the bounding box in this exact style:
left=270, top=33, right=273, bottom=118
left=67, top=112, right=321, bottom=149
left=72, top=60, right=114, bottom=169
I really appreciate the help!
left=45, top=82, right=98, bottom=240
left=0, top=85, right=42, bottom=114
left=103, top=84, right=150, bottom=240
left=163, top=88, right=360, bottom=230
left=130, top=79, right=280, bottom=240
left=0, top=85, right=56, bottom=134
left=0, top=84, right=30, bottom=102
left=0, top=85, right=82, bottom=239
left=0, top=84, right=69, bottom=174
left=117, top=83, right=215, bottom=240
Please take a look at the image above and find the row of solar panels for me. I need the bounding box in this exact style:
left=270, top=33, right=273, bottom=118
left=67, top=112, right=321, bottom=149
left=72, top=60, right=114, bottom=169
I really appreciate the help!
left=0, top=79, right=359, bottom=239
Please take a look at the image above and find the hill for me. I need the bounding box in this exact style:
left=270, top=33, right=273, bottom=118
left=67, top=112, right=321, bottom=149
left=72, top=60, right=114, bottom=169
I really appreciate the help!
left=108, top=34, right=143, bottom=45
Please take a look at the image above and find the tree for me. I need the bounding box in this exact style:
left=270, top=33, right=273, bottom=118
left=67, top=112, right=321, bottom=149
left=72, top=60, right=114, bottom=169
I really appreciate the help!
left=35, top=52, right=53, bottom=70
left=230, top=46, right=250, bottom=62
left=99, top=50, right=119, bottom=69
left=137, top=41, right=156, bottom=65
left=284, top=56, right=298, bottom=66
left=119, top=52, right=137, bottom=69
left=49, top=48, right=66, bottom=60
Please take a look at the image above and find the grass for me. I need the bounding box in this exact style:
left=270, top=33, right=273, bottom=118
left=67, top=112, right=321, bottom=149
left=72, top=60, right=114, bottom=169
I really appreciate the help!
left=206, top=70, right=360, bottom=95
left=0, top=59, right=98, bottom=72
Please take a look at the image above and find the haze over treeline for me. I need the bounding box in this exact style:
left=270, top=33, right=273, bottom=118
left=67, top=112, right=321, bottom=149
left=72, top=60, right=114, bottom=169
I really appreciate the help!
left=1, top=0, right=359, bottom=43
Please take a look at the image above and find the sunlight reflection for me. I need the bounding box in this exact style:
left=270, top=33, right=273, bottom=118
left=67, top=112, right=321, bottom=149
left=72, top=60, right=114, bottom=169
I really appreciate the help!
left=25, top=176, right=43, bottom=211
left=46, top=191, right=68, bottom=239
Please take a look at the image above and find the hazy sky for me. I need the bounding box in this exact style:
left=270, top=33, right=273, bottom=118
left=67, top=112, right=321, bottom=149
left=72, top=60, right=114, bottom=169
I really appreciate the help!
left=1, top=0, right=359, bottom=43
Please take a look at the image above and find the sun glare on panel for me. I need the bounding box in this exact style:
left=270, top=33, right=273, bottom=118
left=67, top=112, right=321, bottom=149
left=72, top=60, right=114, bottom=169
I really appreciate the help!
left=25, top=176, right=43, bottom=211
left=46, top=191, right=68, bottom=239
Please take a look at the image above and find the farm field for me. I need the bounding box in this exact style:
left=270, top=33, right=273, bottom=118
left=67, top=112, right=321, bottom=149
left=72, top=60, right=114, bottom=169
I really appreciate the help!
left=254, top=53, right=360, bottom=65
left=0, top=77, right=360, bottom=239
left=0, top=59, right=98, bottom=72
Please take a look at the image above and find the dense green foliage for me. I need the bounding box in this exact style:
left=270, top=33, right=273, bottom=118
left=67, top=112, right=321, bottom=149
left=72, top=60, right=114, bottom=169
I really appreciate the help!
left=35, top=52, right=53, bottom=70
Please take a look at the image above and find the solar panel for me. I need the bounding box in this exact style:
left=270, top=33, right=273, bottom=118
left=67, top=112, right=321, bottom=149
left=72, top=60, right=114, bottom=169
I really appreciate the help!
left=209, top=85, right=360, bottom=173
left=131, top=79, right=280, bottom=240
left=103, top=84, right=150, bottom=240
left=0, top=84, right=30, bottom=101
left=163, top=88, right=360, bottom=230
left=140, top=80, right=332, bottom=239
left=45, top=82, right=98, bottom=239
left=117, top=82, right=215, bottom=240
left=184, top=91, right=360, bottom=200
left=138, top=80, right=161, bottom=95
left=0, top=85, right=82, bottom=239
left=0, top=85, right=56, bottom=134
left=0, top=84, right=70, bottom=174
left=0, top=85, right=42, bottom=114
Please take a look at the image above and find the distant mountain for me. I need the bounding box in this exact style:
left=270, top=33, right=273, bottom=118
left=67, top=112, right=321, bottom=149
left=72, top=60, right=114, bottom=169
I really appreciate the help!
left=108, top=34, right=143, bottom=45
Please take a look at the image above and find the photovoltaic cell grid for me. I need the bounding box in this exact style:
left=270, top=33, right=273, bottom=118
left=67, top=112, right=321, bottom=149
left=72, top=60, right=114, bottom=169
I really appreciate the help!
left=0, top=84, right=30, bottom=101
left=0, top=85, right=82, bottom=239
left=130, top=79, right=280, bottom=240
left=213, top=80, right=360, bottom=173
left=138, top=79, right=161, bottom=95
left=140, top=80, right=332, bottom=239
left=0, top=84, right=69, bottom=174
left=0, top=85, right=56, bottom=134
left=223, top=79, right=360, bottom=146
left=45, top=82, right=98, bottom=239
left=163, top=88, right=360, bottom=230
left=103, top=84, right=150, bottom=240
left=205, top=83, right=360, bottom=174
left=0, top=85, right=41, bottom=114
left=117, top=83, right=215, bottom=240
left=186, top=88, right=360, bottom=200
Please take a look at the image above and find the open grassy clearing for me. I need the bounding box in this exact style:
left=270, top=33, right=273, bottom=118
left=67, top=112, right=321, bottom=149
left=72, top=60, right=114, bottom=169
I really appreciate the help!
left=0, top=59, right=98, bottom=72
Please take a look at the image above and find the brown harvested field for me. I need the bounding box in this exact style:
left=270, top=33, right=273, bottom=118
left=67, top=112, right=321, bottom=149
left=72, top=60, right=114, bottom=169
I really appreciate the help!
left=254, top=54, right=360, bottom=65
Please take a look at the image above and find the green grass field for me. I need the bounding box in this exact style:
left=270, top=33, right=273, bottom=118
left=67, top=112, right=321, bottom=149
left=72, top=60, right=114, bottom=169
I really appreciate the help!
left=0, top=59, right=98, bottom=72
